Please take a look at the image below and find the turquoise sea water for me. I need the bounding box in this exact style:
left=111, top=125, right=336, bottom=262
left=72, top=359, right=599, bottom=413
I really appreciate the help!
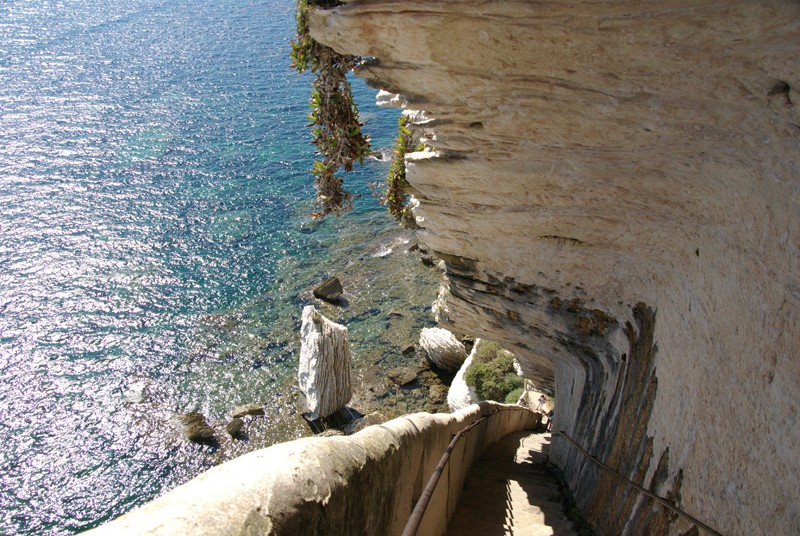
left=0, top=1, right=439, bottom=533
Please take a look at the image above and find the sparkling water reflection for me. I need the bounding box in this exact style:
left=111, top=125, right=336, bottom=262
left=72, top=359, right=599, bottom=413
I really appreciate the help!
left=0, top=1, right=439, bottom=534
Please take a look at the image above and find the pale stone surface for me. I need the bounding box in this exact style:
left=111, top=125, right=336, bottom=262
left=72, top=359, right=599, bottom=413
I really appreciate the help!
left=419, top=326, right=467, bottom=371
left=298, top=306, right=352, bottom=420
left=447, top=339, right=480, bottom=412
left=310, top=2, right=800, bottom=535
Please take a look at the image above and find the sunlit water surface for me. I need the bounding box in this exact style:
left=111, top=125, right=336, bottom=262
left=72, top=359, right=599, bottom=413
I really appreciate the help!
left=0, top=1, right=439, bottom=533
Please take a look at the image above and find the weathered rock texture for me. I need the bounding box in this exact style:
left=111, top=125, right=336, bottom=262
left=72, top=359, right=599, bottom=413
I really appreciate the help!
left=312, top=276, right=343, bottom=303
left=225, top=418, right=244, bottom=438
left=310, top=2, right=800, bottom=535
left=419, top=326, right=467, bottom=371
left=447, top=338, right=481, bottom=412
left=178, top=412, right=215, bottom=443
left=387, top=366, right=417, bottom=386
left=298, top=305, right=352, bottom=420
left=231, top=403, right=264, bottom=418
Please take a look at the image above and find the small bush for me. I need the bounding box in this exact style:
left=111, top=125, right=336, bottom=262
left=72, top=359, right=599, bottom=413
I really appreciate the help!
left=504, top=387, right=524, bottom=404
left=472, top=340, right=503, bottom=364
left=465, top=341, right=523, bottom=402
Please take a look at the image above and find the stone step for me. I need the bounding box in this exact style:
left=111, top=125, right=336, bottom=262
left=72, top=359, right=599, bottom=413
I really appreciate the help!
left=447, top=431, right=578, bottom=536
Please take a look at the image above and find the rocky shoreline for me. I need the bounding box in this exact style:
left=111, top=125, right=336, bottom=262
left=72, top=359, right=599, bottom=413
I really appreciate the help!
left=122, top=227, right=460, bottom=466
left=174, top=320, right=468, bottom=446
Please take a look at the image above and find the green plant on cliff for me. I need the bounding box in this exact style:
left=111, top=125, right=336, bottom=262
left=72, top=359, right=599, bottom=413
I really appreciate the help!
left=381, top=115, right=417, bottom=228
left=291, top=0, right=371, bottom=218
left=465, top=340, right=524, bottom=402
left=504, top=387, right=524, bottom=404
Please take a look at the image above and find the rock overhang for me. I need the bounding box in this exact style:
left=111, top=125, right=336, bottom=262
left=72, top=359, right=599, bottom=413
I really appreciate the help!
left=309, top=1, right=800, bottom=534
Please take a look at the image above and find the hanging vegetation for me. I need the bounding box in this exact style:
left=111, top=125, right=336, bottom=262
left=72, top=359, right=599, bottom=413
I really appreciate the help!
left=290, top=0, right=371, bottom=218
left=382, top=115, right=418, bottom=228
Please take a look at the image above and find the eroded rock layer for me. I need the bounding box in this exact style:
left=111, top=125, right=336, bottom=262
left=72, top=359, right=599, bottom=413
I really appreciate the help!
left=310, top=2, right=800, bottom=535
left=298, top=305, right=353, bottom=420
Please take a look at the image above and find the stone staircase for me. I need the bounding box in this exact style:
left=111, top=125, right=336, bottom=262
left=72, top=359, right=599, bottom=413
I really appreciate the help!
left=447, top=431, right=578, bottom=536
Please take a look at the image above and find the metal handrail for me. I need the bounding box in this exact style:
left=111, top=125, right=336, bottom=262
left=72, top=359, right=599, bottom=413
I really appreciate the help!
left=401, top=405, right=533, bottom=536
left=553, top=430, right=724, bottom=536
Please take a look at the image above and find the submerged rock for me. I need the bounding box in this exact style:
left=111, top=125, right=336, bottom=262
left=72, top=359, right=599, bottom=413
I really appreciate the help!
left=178, top=412, right=215, bottom=443
left=123, top=380, right=149, bottom=404
left=298, top=306, right=353, bottom=420
left=231, top=403, right=264, bottom=418
left=387, top=367, right=418, bottom=386
left=225, top=418, right=245, bottom=438
left=419, top=327, right=467, bottom=372
left=428, top=384, right=449, bottom=404
left=313, top=277, right=343, bottom=303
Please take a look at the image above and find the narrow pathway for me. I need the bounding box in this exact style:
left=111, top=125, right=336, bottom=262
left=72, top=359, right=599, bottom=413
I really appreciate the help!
left=447, top=431, right=578, bottom=536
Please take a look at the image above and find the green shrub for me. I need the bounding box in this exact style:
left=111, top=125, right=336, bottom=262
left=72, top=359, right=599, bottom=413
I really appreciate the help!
left=472, top=340, right=503, bottom=364
left=504, top=387, right=524, bottom=404
left=465, top=340, right=524, bottom=402
left=382, top=115, right=416, bottom=227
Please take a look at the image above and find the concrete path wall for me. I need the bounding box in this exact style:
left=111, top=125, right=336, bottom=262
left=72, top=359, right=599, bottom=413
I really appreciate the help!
left=86, top=402, right=539, bottom=536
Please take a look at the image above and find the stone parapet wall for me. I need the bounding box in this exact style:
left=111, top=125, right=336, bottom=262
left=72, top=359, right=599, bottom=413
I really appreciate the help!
left=86, top=403, right=538, bottom=535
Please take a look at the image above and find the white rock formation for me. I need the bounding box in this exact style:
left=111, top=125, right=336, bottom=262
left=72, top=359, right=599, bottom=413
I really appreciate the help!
left=419, top=327, right=467, bottom=371
left=310, top=2, right=800, bottom=535
left=298, top=306, right=352, bottom=420
left=447, top=339, right=480, bottom=412
left=512, top=358, right=523, bottom=378
left=375, top=90, right=408, bottom=108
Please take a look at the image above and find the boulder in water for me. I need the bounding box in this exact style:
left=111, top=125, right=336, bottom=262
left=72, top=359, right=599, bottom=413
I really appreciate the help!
left=298, top=306, right=353, bottom=420
left=231, top=403, right=264, bottom=418
left=123, top=379, right=149, bottom=404
left=387, top=367, right=418, bottom=386
left=313, top=277, right=343, bottom=303
left=225, top=418, right=245, bottom=438
left=419, top=327, right=467, bottom=371
left=429, top=384, right=449, bottom=403
left=178, top=412, right=215, bottom=443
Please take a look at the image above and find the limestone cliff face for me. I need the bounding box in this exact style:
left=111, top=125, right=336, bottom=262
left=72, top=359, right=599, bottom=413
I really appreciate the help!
left=310, top=2, right=800, bottom=535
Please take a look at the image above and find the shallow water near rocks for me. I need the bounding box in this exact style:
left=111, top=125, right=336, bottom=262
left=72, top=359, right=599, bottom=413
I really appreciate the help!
left=0, top=1, right=441, bottom=534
